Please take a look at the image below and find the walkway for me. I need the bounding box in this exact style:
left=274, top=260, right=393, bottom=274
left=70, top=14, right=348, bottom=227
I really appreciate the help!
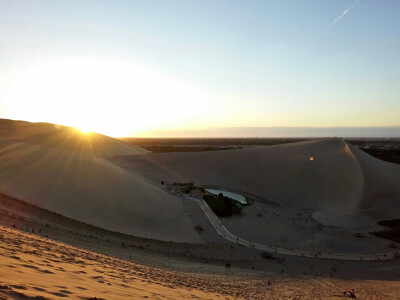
left=189, top=197, right=398, bottom=261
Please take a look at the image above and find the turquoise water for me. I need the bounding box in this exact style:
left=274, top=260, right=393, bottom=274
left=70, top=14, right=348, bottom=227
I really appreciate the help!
left=205, top=189, right=247, bottom=204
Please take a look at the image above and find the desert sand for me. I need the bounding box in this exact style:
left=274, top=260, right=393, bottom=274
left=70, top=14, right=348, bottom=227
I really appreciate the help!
left=110, top=137, right=400, bottom=252
left=0, top=225, right=234, bottom=299
left=0, top=119, right=149, bottom=157
left=0, top=119, right=201, bottom=243
left=1, top=119, right=400, bottom=299
left=111, top=137, right=400, bottom=227
left=1, top=119, right=399, bottom=244
left=1, top=195, right=400, bottom=299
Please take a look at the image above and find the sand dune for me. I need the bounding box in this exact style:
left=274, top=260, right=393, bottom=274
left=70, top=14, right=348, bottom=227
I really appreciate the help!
left=1, top=119, right=399, bottom=244
left=0, top=225, right=235, bottom=300
left=1, top=119, right=400, bottom=298
left=0, top=119, right=201, bottom=243
left=0, top=119, right=149, bottom=157
left=350, top=143, right=400, bottom=220
left=1, top=224, right=399, bottom=300
left=112, top=138, right=400, bottom=228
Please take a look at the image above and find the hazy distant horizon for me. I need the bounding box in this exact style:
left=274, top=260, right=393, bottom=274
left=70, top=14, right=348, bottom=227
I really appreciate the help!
left=134, top=126, right=400, bottom=138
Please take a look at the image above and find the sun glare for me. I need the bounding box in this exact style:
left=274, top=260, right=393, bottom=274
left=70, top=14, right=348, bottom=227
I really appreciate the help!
left=4, top=57, right=209, bottom=137
left=78, top=128, right=92, bottom=134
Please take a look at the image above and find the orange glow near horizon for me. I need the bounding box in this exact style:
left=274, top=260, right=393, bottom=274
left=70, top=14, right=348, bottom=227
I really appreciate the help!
left=2, top=56, right=399, bottom=138
left=3, top=57, right=210, bottom=137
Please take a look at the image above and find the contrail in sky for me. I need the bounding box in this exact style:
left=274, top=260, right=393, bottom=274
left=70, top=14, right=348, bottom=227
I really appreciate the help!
left=330, top=0, right=359, bottom=26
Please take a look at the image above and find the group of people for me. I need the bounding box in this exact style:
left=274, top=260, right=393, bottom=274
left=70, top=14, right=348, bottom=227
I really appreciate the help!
left=343, top=289, right=356, bottom=298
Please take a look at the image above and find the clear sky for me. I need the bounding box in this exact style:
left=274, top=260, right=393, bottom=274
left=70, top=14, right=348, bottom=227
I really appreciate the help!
left=0, top=0, right=399, bottom=137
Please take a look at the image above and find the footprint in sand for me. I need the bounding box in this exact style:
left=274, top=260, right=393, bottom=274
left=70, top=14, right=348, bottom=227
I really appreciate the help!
left=21, top=264, right=39, bottom=269
left=39, top=269, right=55, bottom=274
left=48, top=291, right=68, bottom=297
left=0, top=285, right=11, bottom=290
left=10, top=284, right=27, bottom=290
left=8, top=255, right=20, bottom=260
left=33, top=287, right=47, bottom=292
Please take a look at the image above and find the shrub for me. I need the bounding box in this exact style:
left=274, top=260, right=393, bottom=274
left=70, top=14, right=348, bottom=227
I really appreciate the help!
left=203, top=194, right=242, bottom=217
left=261, top=252, right=274, bottom=260
left=195, top=225, right=204, bottom=233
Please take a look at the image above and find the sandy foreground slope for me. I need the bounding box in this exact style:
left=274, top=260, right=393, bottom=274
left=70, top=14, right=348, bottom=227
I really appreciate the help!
left=1, top=225, right=400, bottom=300
left=0, top=225, right=234, bottom=300
left=0, top=119, right=201, bottom=243
left=1, top=189, right=399, bottom=299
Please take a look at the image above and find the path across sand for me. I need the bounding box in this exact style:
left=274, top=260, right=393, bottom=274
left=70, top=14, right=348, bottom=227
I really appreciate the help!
left=187, top=197, right=398, bottom=261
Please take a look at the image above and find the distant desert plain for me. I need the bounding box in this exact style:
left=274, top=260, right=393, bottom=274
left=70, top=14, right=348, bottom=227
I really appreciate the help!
left=0, top=119, right=399, bottom=299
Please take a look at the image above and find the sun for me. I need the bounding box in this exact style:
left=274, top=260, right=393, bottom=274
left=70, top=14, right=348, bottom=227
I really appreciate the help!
left=74, top=120, right=95, bottom=134
left=77, top=127, right=92, bottom=134
left=72, top=124, right=93, bottom=135
left=3, top=56, right=209, bottom=137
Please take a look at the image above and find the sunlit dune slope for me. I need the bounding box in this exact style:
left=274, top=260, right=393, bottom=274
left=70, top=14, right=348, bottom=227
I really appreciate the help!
left=0, top=119, right=149, bottom=157
left=0, top=119, right=200, bottom=242
left=350, top=143, right=400, bottom=220
left=113, top=138, right=400, bottom=227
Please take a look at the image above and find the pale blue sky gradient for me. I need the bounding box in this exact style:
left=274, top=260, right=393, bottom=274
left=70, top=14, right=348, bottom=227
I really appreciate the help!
left=0, top=0, right=399, bottom=136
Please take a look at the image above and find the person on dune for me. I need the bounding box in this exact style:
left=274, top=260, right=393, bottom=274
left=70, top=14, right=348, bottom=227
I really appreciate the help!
left=343, top=289, right=356, bottom=298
